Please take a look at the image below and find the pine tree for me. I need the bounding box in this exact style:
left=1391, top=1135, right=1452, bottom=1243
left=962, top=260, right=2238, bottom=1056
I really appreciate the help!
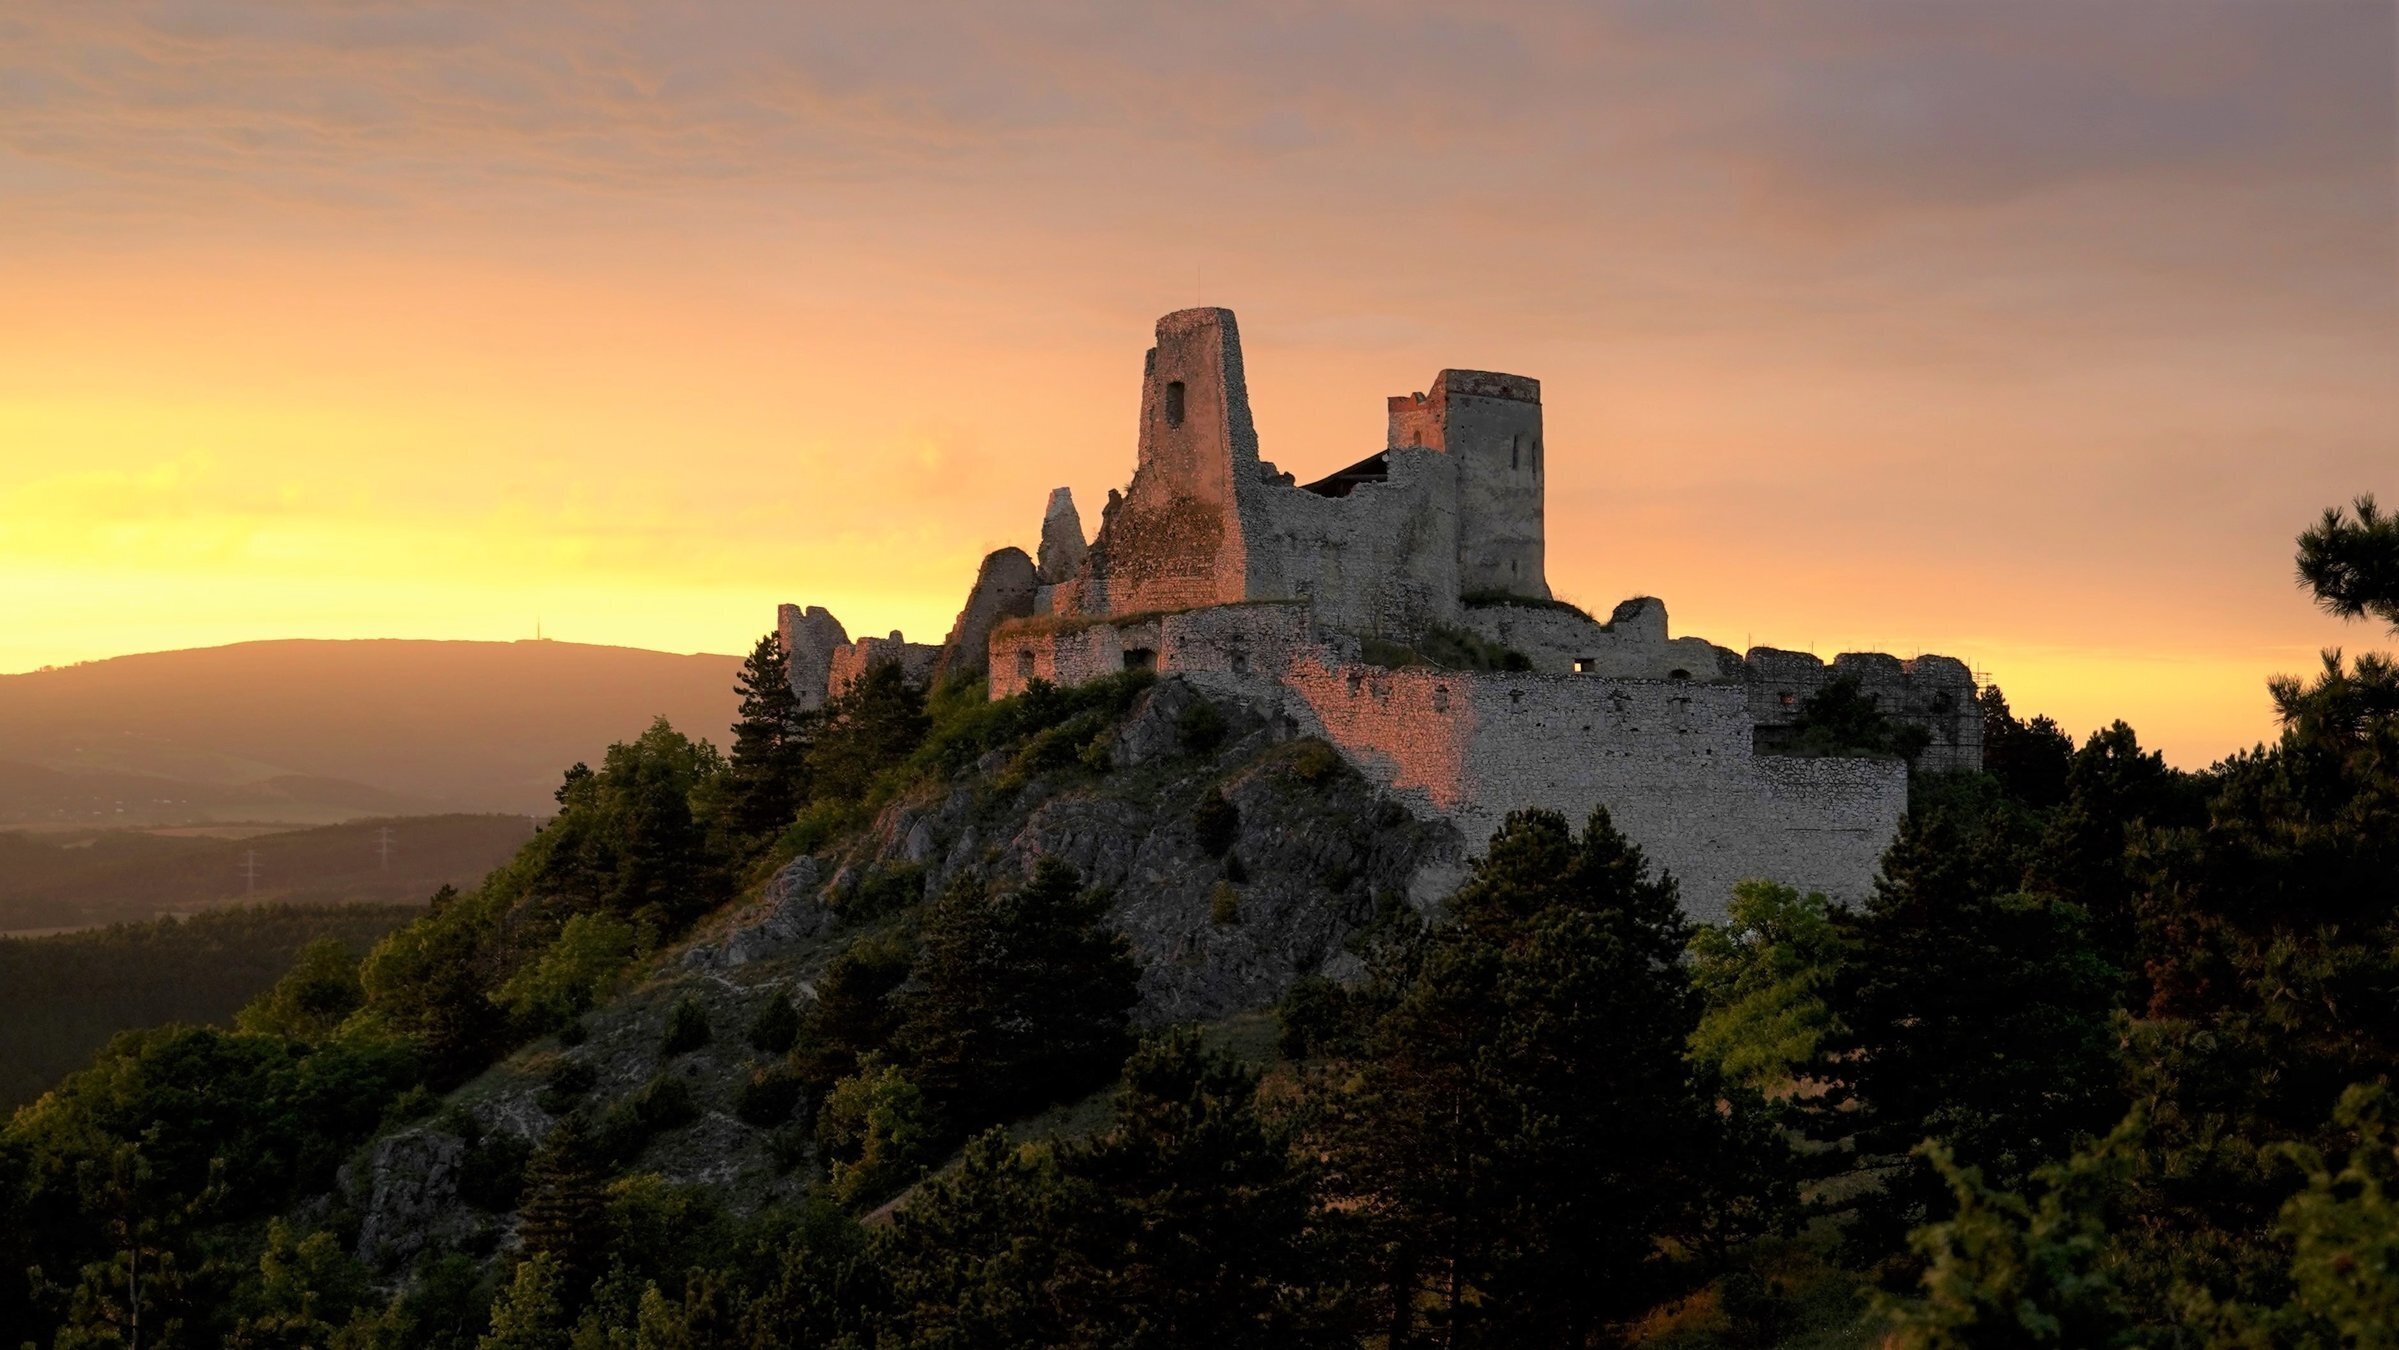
left=726, top=632, right=811, bottom=843
left=1324, top=808, right=1728, bottom=1345
left=514, top=1118, right=608, bottom=1307
left=897, top=859, right=1140, bottom=1131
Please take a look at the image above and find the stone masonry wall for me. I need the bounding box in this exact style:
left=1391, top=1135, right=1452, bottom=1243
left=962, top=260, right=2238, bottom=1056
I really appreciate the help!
left=991, top=603, right=1907, bottom=921
left=826, top=634, right=939, bottom=702
left=1260, top=659, right=1907, bottom=921
left=1237, top=445, right=1463, bottom=638
left=1745, top=648, right=1983, bottom=772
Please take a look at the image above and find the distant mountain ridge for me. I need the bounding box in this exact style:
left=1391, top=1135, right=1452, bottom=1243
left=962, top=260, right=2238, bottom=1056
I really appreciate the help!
left=0, top=639, right=744, bottom=826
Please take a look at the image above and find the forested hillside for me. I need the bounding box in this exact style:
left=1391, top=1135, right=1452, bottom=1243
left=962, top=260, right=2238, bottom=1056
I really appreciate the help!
left=0, top=904, right=421, bottom=1110
left=0, top=498, right=2391, bottom=1348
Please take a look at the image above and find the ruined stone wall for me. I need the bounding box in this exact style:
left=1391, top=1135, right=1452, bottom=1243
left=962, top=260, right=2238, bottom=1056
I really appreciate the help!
left=988, top=603, right=1313, bottom=701
left=1388, top=370, right=1548, bottom=601
left=1458, top=595, right=1742, bottom=680
left=1262, top=661, right=1907, bottom=921
left=826, top=634, right=939, bottom=703
left=991, top=602, right=1908, bottom=920
left=1744, top=649, right=1983, bottom=772
left=1077, top=308, right=1260, bottom=618
left=1236, top=446, right=1463, bottom=638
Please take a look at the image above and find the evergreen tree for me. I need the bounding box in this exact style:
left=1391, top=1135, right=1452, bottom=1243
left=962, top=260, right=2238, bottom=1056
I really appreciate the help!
left=896, top=859, right=1139, bottom=1131
left=725, top=632, right=812, bottom=844
left=1322, top=808, right=1731, bottom=1346
left=515, top=1118, right=609, bottom=1308
left=806, top=662, right=931, bottom=807
left=794, top=934, right=912, bottom=1092
left=478, top=1253, right=570, bottom=1350
left=1064, top=1030, right=1343, bottom=1346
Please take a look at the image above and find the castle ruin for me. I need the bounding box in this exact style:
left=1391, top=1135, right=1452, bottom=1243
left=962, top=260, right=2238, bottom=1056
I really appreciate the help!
left=781, top=308, right=1979, bottom=920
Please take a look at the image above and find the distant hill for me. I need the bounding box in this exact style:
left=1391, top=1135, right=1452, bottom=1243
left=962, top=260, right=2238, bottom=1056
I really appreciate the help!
left=0, top=639, right=743, bottom=826
left=0, top=813, right=539, bottom=933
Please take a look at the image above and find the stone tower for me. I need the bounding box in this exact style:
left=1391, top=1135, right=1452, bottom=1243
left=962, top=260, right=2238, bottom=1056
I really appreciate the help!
left=1387, top=370, right=1548, bottom=600
left=1082, top=307, right=1262, bottom=616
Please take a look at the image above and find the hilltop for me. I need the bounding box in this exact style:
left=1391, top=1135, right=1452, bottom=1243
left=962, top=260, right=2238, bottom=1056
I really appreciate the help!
left=0, top=639, right=742, bottom=826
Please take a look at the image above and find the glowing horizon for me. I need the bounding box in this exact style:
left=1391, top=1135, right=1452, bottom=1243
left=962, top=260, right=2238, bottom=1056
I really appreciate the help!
left=4, top=2, right=2392, bottom=769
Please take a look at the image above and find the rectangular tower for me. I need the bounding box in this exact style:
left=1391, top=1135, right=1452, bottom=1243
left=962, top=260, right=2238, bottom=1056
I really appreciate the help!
left=1387, top=369, right=1548, bottom=600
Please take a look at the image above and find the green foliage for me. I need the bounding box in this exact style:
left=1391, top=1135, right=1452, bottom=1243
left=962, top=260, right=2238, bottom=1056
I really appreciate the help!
left=535, top=717, right=727, bottom=931
left=227, top=1218, right=374, bottom=1348
left=517, top=1117, right=609, bottom=1296
left=796, top=931, right=913, bottom=1092
left=1879, top=1114, right=2145, bottom=1348
left=735, top=1065, right=804, bottom=1129
left=723, top=631, right=814, bottom=845
left=806, top=662, right=931, bottom=808
left=1282, top=737, right=1345, bottom=785
left=746, top=990, right=800, bottom=1055
left=594, top=1075, right=702, bottom=1170
left=233, top=933, right=367, bottom=1043
left=2297, top=492, right=2399, bottom=632
left=818, top=1055, right=933, bottom=1208
left=1359, top=624, right=1533, bottom=672
left=479, top=1251, right=572, bottom=1350
left=2249, top=1083, right=2399, bottom=1343
left=1313, top=807, right=1769, bottom=1343
left=878, top=1031, right=1344, bottom=1348
left=1687, top=880, right=1842, bottom=1095
left=0, top=902, right=414, bottom=1110
left=1274, top=975, right=1355, bottom=1060
left=841, top=862, right=926, bottom=924
left=1193, top=784, right=1239, bottom=856
left=1177, top=696, right=1228, bottom=753
left=448, top=1105, right=535, bottom=1212
left=896, top=859, right=1140, bottom=1132
left=495, top=911, right=641, bottom=1033
left=1209, top=880, right=1242, bottom=926
left=1772, top=675, right=1935, bottom=759
left=660, top=994, right=711, bottom=1056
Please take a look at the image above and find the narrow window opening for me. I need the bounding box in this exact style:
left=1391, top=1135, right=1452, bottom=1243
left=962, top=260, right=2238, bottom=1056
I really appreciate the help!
left=1123, top=647, right=1156, bottom=672
left=1017, top=649, right=1036, bottom=680
left=1511, top=433, right=1521, bottom=470
left=1163, top=381, right=1186, bottom=428
left=1573, top=657, right=1595, bottom=674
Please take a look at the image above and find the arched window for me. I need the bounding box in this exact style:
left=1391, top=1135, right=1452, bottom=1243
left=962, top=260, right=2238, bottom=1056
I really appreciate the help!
left=1164, top=381, right=1186, bottom=428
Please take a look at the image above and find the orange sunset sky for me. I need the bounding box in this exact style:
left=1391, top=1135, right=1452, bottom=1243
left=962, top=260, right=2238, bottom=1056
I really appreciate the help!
left=3, top=2, right=2393, bottom=767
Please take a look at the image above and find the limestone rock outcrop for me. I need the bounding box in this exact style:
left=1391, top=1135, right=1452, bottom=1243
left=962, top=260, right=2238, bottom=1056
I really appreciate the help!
left=1037, top=487, right=1088, bottom=584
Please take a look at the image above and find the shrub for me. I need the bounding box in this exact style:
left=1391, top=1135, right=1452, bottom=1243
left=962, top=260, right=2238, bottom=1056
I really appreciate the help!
left=1177, top=698, right=1227, bottom=754
left=818, top=1055, right=933, bottom=1208
left=748, top=991, right=802, bottom=1054
left=1209, top=882, right=1242, bottom=927
left=736, top=1065, right=805, bottom=1128
left=1286, top=739, right=1344, bottom=785
left=661, top=995, right=711, bottom=1056
left=536, top=1057, right=597, bottom=1115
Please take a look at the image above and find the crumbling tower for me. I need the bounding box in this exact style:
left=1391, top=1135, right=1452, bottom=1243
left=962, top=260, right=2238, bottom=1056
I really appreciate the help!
left=1081, top=307, right=1262, bottom=616
left=1388, top=370, right=1549, bottom=600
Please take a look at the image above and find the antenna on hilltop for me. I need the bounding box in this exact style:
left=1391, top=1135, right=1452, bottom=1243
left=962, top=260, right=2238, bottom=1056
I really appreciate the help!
left=240, top=849, right=260, bottom=898
left=376, top=826, right=394, bottom=872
